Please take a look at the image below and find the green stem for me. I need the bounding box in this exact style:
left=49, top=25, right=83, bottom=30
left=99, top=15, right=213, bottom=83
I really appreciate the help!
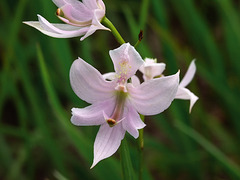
left=101, top=17, right=125, bottom=45
left=134, top=40, right=141, bottom=48
left=138, top=114, right=145, bottom=180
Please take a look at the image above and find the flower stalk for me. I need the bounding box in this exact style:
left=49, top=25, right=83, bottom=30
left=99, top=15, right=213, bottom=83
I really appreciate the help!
left=101, top=17, right=125, bottom=45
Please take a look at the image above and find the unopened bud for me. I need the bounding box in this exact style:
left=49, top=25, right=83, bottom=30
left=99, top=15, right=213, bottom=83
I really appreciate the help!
left=138, top=30, right=143, bottom=41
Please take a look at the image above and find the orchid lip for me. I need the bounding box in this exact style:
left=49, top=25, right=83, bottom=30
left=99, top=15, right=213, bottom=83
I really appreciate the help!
left=105, top=86, right=128, bottom=127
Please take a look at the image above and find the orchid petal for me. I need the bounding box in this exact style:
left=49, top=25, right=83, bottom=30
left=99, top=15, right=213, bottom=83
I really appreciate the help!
left=122, top=101, right=146, bottom=138
left=80, top=9, right=109, bottom=41
left=52, top=0, right=75, bottom=7
left=139, top=58, right=166, bottom=81
left=52, top=0, right=73, bottom=7
left=175, top=87, right=198, bottom=113
left=109, top=43, right=144, bottom=82
left=91, top=123, right=125, bottom=168
left=23, top=15, right=89, bottom=38
left=128, top=71, right=179, bottom=115
left=70, top=58, right=116, bottom=104
left=53, top=0, right=87, bottom=10
left=131, top=75, right=141, bottom=87
left=179, top=59, right=196, bottom=87
left=58, top=4, right=92, bottom=24
left=103, top=72, right=116, bottom=81
left=82, top=0, right=99, bottom=9
left=71, top=98, right=115, bottom=126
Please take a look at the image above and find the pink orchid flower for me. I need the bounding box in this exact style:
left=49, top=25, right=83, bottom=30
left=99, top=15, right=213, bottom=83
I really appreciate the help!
left=70, top=43, right=179, bottom=168
left=23, top=0, right=109, bottom=41
left=139, top=58, right=198, bottom=112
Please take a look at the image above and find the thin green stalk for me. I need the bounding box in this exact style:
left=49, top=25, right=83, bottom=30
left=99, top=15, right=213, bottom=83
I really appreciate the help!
left=101, top=17, right=125, bottom=45
left=138, top=114, right=145, bottom=180
left=134, top=30, right=144, bottom=48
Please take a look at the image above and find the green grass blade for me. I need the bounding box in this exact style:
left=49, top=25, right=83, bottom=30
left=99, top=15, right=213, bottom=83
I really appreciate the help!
left=175, top=120, right=240, bottom=178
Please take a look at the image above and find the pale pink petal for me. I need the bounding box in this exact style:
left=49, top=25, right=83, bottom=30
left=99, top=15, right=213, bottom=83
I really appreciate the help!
left=128, top=71, right=179, bottom=115
left=130, top=75, right=141, bottom=87
left=52, top=0, right=73, bottom=7
left=53, top=0, right=87, bottom=9
left=139, top=58, right=166, bottom=81
left=122, top=100, right=146, bottom=138
left=109, top=43, right=144, bottom=82
left=71, top=98, right=115, bottom=126
left=148, top=63, right=166, bottom=77
left=70, top=58, right=116, bottom=104
left=180, top=60, right=196, bottom=87
left=58, top=4, right=92, bottom=24
left=139, top=63, right=166, bottom=81
left=23, top=15, right=89, bottom=38
left=175, top=87, right=198, bottom=113
left=82, top=0, right=98, bottom=9
left=103, top=72, right=116, bottom=81
left=80, top=9, right=109, bottom=41
left=91, top=123, right=125, bottom=168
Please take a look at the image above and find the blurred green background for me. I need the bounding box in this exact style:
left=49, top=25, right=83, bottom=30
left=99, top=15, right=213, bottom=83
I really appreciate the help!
left=1, top=0, right=240, bottom=179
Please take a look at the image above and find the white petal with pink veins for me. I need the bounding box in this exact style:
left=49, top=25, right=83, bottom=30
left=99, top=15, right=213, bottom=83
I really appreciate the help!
left=122, top=101, right=146, bottom=138
left=91, top=123, right=125, bottom=168
left=70, top=58, right=116, bottom=104
left=109, top=43, right=144, bottom=82
left=23, top=15, right=89, bottom=38
left=71, top=98, right=115, bottom=126
left=128, top=71, right=179, bottom=115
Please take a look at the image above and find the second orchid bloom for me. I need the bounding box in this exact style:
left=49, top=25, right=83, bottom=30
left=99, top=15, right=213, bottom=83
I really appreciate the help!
left=70, top=43, right=179, bottom=168
left=24, top=0, right=109, bottom=40
left=139, top=58, right=198, bottom=112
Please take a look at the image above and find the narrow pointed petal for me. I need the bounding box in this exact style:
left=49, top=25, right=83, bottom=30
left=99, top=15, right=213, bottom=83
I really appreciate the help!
left=180, top=60, right=196, bottom=87
left=109, top=43, right=144, bottom=82
left=70, top=58, right=116, bottom=104
left=91, top=123, right=125, bottom=168
left=175, top=87, right=198, bottom=113
left=71, top=98, right=115, bottom=126
left=23, top=15, right=89, bottom=38
left=128, top=71, right=179, bottom=115
left=122, top=101, right=146, bottom=138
